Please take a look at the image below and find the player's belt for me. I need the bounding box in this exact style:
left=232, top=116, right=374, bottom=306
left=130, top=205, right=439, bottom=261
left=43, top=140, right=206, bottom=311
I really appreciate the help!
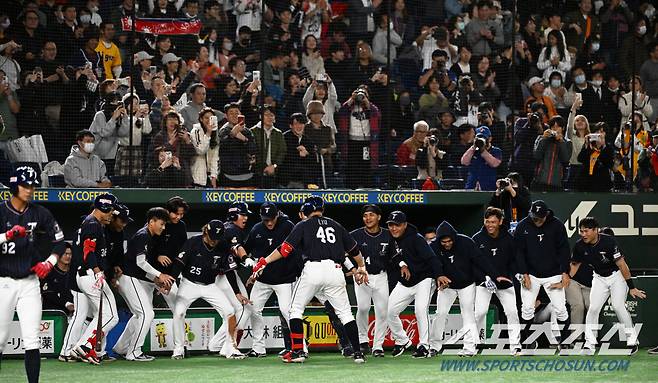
left=306, top=259, right=341, bottom=267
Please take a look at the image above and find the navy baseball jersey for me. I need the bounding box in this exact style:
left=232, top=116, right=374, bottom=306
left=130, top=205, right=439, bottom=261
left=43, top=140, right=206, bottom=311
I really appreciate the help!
left=41, top=265, right=73, bottom=311
left=244, top=215, right=300, bottom=284
left=350, top=227, right=390, bottom=274
left=156, top=220, right=188, bottom=273
left=572, top=233, right=622, bottom=277
left=71, top=215, right=108, bottom=279
left=105, top=227, right=125, bottom=279
left=283, top=215, right=357, bottom=264
left=0, top=201, right=65, bottom=278
left=123, top=226, right=163, bottom=282
left=224, top=221, right=247, bottom=249
left=175, top=234, right=227, bottom=285
left=472, top=227, right=517, bottom=286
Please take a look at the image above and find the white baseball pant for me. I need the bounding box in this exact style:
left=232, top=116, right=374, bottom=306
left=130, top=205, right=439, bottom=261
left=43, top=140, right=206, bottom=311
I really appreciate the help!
left=61, top=290, right=92, bottom=357
left=114, top=275, right=156, bottom=359
left=0, top=275, right=42, bottom=353
left=74, top=272, right=119, bottom=355
left=387, top=278, right=435, bottom=348
left=585, top=270, right=637, bottom=348
left=173, top=277, right=237, bottom=356
left=354, top=272, right=389, bottom=351
left=474, top=285, right=521, bottom=349
left=249, top=280, right=294, bottom=354
left=520, top=274, right=568, bottom=321
left=208, top=273, right=253, bottom=355
left=430, top=283, right=477, bottom=352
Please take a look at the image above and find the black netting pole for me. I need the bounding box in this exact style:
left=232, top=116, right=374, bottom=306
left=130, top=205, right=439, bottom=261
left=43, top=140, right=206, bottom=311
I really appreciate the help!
left=128, top=0, right=136, bottom=187
left=628, top=19, right=637, bottom=193
left=512, top=0, right=517, bottom=167
left=386, top=0, right=392, bottom=190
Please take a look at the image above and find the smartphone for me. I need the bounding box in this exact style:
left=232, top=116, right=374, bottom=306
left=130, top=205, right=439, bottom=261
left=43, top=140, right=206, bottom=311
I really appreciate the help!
left=84, top=61, right=92, bottom=70
left=252, top=70, right=260, bottom=81
left=165, top=151, right=173, bottom=160
left=210, top=115, right=218, bottom=130
left=149, top=65, right=157, bottom=76
left=316, top=73, right=326, bottom=82
left=238, top=115, right=245, bottom=125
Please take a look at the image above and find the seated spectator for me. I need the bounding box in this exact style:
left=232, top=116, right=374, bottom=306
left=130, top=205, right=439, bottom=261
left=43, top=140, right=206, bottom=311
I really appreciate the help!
left=150, top=110, right=195, bottom=186
left=218, top=102, right=257, bottom=187
left=251, top=105, right=286, bottom=188
left=415, top=127, right=448, bottom=182
left=638, top=130, right=658, bottom=192
left=396, top=120, right=429, bottom=166
left=460, top=126, right=502, bottom=191
left=488, top=172, right=531, bottom=230
left=303, top=75, right=339, bottom=132
left=280, top=113, right=315, bottom=188
left=145, top=146, right=187, bottom=188
left=63, top=129, right=112, bottom=188
left=576, top=122, right=614, bottom=192
left=531, top=115, right=572, bottom=191
left=40, top=242, right=73, bottom=313
left=115, top=94, right=152, bottom=180
left=190, top=107, right=219, bottom=188
left=306, top=100, right=336, bottom=188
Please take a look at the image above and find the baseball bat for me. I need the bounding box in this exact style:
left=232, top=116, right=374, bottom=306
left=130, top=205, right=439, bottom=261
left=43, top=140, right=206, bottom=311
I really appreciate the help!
left=95, top=283, right=104, bottom=353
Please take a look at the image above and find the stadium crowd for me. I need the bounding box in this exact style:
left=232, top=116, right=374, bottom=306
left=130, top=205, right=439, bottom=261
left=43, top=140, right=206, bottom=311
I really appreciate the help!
left=0, top=0, right=657, bottom=191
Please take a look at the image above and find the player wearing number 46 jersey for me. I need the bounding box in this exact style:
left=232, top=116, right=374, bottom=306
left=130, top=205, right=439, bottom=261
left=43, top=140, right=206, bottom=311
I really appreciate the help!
left=252, top=196, right=369, bottom=364
left=570, top=217, right=647, bottom=355
left=170, top=220, right=244, bottom=359
left=0, top=166, right=65, bottom=383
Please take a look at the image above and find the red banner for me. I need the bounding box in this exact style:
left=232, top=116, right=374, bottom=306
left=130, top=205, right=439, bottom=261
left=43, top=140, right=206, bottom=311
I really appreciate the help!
left=121, top=17, right=202, bottom=35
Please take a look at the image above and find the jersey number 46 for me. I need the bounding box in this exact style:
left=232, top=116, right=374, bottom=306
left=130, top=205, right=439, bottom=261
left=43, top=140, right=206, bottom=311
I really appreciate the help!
left=316, top=227, right=336, bottom=244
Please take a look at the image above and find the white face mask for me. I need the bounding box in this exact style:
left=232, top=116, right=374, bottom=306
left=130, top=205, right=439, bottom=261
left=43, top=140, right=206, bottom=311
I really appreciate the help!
left=90, top=5, right=99, bottom=13
left=638, top=26, right=647, bottom=35
left=457, top=22, right=465, bottom=30
left=83, top=142, right=95, bottom=153
left=591, top=80, right=602, bottom=87
left=550, top=79, right=561, bottom=88
left=0, top=19, right=10, bottom=30
left=223, top=42, right=233, bottom=51
left=575, top=74, right=586, bottom=85
left=80, top=14, right=92, bottom=24
left=591, top=42, right=600, bottom=52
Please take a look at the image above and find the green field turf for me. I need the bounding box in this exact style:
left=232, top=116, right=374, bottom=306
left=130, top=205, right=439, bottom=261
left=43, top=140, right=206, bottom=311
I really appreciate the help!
left=2, top=351, right=657, bottom=383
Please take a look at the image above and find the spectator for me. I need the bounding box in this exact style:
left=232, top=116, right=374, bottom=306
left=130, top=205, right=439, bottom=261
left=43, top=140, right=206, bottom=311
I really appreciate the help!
left=615, top=113, right=651, bottom=183
left=215, top=36, right=237, bottom=74
left=233, top=25, right=260, bottom=67
left=531, top=115, right=572, bottom=192
left=461, top=126, right=502, bottom=191
left=418, top=49, right=450, bottom=89
left=149, top=0, right=180, bottom=18
left=415, top=128, right=448, bottom=182
left=321, top=21, right=351, bottom=60
left=543, top=71, right=572, bottom=120
left=95, top=22, right=122, bottom=80
left=150, top=110, right=195, bottom=186
left=282, top=71, right=307, bottom=122
left=619, top=76, right=653, bottom=128
left=0, top=69, right=20, bottom=143
left=576, top=122, right=614, bottom=192
left=53, top=4, right=80, bottom=65
left=640, top=42, right=658, bottom=122
left=301, top=0, right=331, bottom=42
left=349, top=42, right=378, bottom=90
left=115, top=94, right=152, bottom=180
left=511, top=103, right=546, bottom=185
left=418, top=75, right=449, bottom=127
left=218, top=102, right=257, bottom=187
left=565, top=96, right=590, bottom=190
left=324, top=43, right=349, bottom=100
left=448, top=123, right=474, bottom=167
left=263, top=50, right=287, bottom=101
left=415, top=26, right=458, bottom=71
left=109, top=0, right=143, bottom=29
left=89, top=91, right=125, bottom=175
left=472, top=55, right=501, bottom=108
left=152, top=35, right=174, bottom=66
left=70, top=27, right=102, bottom=77
left=180, top=82, right=217, bottom=132
left=451, top=75, right=482, bottom=126
left=280, top=112, right=315, bottom=188
left=251, top=105, right=286, bottom=188
left=234, top=0, right=266, bottom=41
left=371, top=13, right=402, bottom=66
left=619, top=17, right=650, bottom=82
left=451, top=45, right=472, bottom=77
left=162, top=52, right=182, bottom=86
left=637, top=130, right=658, bottom=191
left=201, top=1, right=227, bottom=38
left=446, top=15, right=467, bottom=49
left=305, top=100, right=336, bottom=188
left=174, top=0, right=202, bottom=60
left=227, top=56, right=249, bottom=92
left=338, top=87, right=380, bottom=188
left=543, top=8, right=567, bottom=43
left=11, top=10, right=43, bottom=72
left=575, top=36, right=607, bottom=76
left=488, top=172, right=531, bottom=230
left=525, top=76, right=557, bottom=119
left=587, top=70, right=616, bottom=126
left=0, top=41, right=22, bottom=92
left=145, top=146, right=188, bottom=188
left=563, top=0, right=600, bottom=54
left=63, top=129, right=112, bottom=188
left=302, top=75, right=339, bottom=132
left=301, top=35, right=325, bottom=79
left=190, top=107, right=219, bottom=188
left=208, top=75, right=240, bottom=110
left=396, top=120, right=429, bottom=166
left=520, top=15, right=542, bottom=62
left=347, top=0, right=382, bottom=48
left=196, top=46, right=222, bottom=90
left=537, top=29, right=572, bottom=82
left=465, top=0, right=504, bottom=56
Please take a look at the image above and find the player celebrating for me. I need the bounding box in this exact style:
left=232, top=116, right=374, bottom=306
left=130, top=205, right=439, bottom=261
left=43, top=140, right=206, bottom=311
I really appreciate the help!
left=571, top=217, right=647, bottom=355
left=0, top=166, right=65, bottom=382
left=113, top=207, right=175, bottom=361
left=243, top=202, right=299, bottom=358
left=252, top=196, right=369, bottom=364
left=71, top=193, right=120, bottom=365
left=472, top=208, right=521, bottom=355
left=350, top=204, right=390, bottom=356
left=171, top=220, right=243, bottom=359
left=385, top=211, right=447, bottom=358
left=106, top=203, right=132, bottom=287
left=515, top=200, right=571, bottom=350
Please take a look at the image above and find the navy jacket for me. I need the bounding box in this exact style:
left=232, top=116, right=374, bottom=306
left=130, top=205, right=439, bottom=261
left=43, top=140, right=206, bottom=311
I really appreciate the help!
left=388, top=224, right=443, bottom=288
left=514, top=211, right=570, bottom=278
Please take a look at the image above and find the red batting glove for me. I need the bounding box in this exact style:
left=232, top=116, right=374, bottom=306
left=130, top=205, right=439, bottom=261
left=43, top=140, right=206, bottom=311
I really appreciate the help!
left=31, top=261, right=54, bottom=278
left=252, top=257, right=267, bottom=274
left=6, top=225, right=27, bottom=241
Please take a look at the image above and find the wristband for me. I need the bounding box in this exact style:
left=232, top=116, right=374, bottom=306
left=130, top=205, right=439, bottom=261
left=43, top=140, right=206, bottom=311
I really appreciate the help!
left=626, top=278, right=635, bottom=290
left=46, top=254, right=58, bottom=266
left=399, top=261, right=408, bottom=268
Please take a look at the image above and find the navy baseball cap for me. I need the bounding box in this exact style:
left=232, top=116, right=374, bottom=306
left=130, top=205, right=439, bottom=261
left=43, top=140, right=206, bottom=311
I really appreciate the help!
left=113, top=203, right=133, bottom=222
left=260, top=202, right=279, bottom=220
left=206, top=219, right=225, bottom=240
left=361, top=204, right=382, bottom=216
left=529, top=200, right=549, bottom=219
left=386, top=211, right=407, bottom=225
left=94, top=193, right=117, bottom=213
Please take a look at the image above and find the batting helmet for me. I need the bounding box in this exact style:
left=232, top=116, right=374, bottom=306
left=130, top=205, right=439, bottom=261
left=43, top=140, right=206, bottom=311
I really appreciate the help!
left=227, top=201, right=252, bottom=221
left=299, top=202, right=314, bottom=217
left=303, top=195, right=324, bottom=213
left=9, top=166, right=40, bottom=195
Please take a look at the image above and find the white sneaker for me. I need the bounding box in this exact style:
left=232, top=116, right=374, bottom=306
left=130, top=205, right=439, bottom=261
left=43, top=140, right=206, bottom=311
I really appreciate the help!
left=171, top=354, right=184, bottom=360
left=128, top=354, right=155, bottom=362
left=227, top=350, right=246, bottom=360
left=458, top=349, right=476, bottom=357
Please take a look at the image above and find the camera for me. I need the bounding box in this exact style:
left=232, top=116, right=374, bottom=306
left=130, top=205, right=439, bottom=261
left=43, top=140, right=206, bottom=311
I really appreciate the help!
left=588, top=133, right=602, bottom=142
left=428, top=135, right=438, bottom=146
left=547, top=129, right=558, bottom=138
left=459, top=76, right=471, bottom=87
left=480, top=112, right=491, bottom=121
left=474, top=137, right=486, bottom=151
left=499, top=178, right=509, bottom=188
left=529, top=112, right=542, bottom=126
left=355, top=90, right=367, bottom=103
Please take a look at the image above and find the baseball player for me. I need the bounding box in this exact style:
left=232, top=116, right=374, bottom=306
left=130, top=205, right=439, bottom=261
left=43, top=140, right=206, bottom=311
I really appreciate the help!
left=385, top=211, right=448, bottom=358
left=252, top=196, right=369, bottom=364
left=41, top=242, right=74, bottom=313
left=170, top=220, right=244, bottom=359
left=113, top=207, right=175, bottom=361
left=71, top=193, right=120, bottom=365
left=515, top=200, right=571, bottom=350
left=0, top=166, right=65, bottom=382
left=429, top=220, right=511, bottom=357
left=208, top=201, right=255, bottom=356
left=105, top=203, right=132, bottom=288
left=571, top=217, right=646, bottom=355
left=243, top=202, right=299, bottom=357
left=349, top=204, right=390, bottom=356
left=152, top=197, right=189, bottom=304
left=471, top=207, right=522, bottom=355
